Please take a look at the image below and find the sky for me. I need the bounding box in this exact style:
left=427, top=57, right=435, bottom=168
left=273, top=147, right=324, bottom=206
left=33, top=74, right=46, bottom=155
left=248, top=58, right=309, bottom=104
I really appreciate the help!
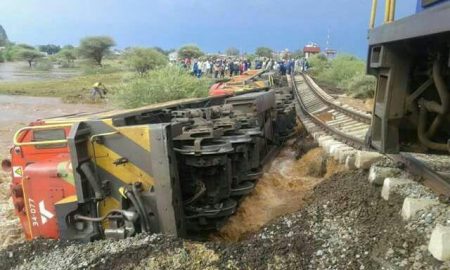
left=0, top=0, right=417, bottom=58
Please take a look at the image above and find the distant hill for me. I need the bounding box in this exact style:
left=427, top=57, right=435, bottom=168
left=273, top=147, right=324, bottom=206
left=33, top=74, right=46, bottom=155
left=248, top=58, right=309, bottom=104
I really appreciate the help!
left=0, top=25, right=9, bottom=46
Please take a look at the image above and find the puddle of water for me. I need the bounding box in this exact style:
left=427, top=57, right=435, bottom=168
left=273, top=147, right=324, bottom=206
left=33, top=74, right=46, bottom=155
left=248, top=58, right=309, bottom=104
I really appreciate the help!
left=0, top=94, right=62, bottom=105
left=0, top=62, right=79, bottom=82
left=213, top=147, right=344, bottom=242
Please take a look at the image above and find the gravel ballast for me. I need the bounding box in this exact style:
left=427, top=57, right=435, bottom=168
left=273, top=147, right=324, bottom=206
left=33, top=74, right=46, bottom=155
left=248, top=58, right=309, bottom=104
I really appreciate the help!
left=1, top=169, right=447, bottom=269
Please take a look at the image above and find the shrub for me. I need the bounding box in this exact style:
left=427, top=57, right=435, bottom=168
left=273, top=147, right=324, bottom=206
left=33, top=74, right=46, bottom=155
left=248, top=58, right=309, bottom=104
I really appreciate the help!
left=113, top=66, right=212, bottom=108
left=125, top=48, right=168, bottom=75
left=346, top=74, right=376, bottom=99
left=178, top=45, right=203, bottom=59
left=318, top=54, right=365, bottom=88
left=35, top=59, right=54, bottom=71
left=308, top=53, right=374, bottom=100
left=308, top=54, right=329, bottom=76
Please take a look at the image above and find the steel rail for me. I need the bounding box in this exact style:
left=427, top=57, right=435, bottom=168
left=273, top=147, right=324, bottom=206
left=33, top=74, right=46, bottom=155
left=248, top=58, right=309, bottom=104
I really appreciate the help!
left=292, top=73, right=450, bottom=197
left=389, top=153, right=450, bottom=197
left=301, top=74, right=372, bottom=124
left=291, top=74, right=368, bottom=149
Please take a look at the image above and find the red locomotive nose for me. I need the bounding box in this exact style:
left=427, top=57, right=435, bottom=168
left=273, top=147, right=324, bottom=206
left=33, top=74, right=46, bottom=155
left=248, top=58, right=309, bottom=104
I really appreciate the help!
left=1, top=159, right=11, bottom=172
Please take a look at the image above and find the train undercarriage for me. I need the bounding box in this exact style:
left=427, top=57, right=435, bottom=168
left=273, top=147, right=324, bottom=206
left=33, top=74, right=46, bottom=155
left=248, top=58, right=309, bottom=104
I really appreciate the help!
left=5, top=72, right=296, bottom=241
left=367, top=2, right=450, bottom=155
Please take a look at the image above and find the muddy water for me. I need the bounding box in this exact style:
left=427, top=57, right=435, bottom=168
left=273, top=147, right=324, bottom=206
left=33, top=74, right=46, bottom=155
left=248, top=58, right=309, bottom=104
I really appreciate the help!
left=214, top=146, right=345, bottom=242
left=0, top=62, right=79, bottom=82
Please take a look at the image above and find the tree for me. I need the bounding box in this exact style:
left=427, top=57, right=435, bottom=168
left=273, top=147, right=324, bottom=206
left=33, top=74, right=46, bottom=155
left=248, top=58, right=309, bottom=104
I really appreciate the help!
left=62, top=44, right=75, bottom=50
left=152, top=47, right=166, bottom=55
left=16, top=43, right=35, bottom=50
left=178, top=45, right=203, bottom=59
left=125, top=47, right=168, bottom=75
left=255, top=47, right=273, bottom=58
left=78, top=36, right=115, bottom=66
left=38, top=44, right=61, bottom=55
left=225, top=47, right=240, bottom=56
left=2, top=44, right=17, bottom=61
left=0, top=25, right=9, bottom=47
left=57, top=47, right=77, bottom=64
left=15, top=48, right=44, bottom=67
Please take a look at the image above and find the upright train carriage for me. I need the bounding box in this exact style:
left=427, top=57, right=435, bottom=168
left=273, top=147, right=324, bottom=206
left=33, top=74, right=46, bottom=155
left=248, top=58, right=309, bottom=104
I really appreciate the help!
left=367, top=0, right=450, bottom=154
left=2, top=71, right=296, bottom=241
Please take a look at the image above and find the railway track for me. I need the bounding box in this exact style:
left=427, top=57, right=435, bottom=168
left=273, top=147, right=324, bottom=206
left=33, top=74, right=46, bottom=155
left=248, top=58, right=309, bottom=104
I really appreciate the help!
left=293, top=74, right=371, bottom=148
left=291, top=73, right=450, bottom=197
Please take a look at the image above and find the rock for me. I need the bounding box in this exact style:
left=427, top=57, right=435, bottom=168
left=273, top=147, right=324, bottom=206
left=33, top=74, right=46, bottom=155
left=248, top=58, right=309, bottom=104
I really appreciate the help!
left=381, top=178, right=414, bottom=200
left=368, top=165, right=403, bottom=186
left=345, top=154, right=357, bottom=170
left=355, top=151, right=383, bottom=169
left=429, top=225, right=450, bottom=261
left=335, top=147, right=355, bottom=162
left=317, top=136, right=333, bottom=147
left=401, top=197, right=440, bottom=221
left=313, top=132, right=326, bottom=140
left=329, top=144, right=343, bottom=156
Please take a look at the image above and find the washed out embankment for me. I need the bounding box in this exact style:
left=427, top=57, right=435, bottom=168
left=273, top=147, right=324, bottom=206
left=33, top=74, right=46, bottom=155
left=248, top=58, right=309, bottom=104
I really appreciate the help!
left=213, top=143, right=345, bottom=242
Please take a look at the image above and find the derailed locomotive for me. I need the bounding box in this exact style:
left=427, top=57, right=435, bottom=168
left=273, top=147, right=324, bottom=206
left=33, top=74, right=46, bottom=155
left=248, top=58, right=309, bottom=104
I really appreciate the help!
left=3, top=72, right=296, bottom=241
left=367, top=0, right=450, bottom=154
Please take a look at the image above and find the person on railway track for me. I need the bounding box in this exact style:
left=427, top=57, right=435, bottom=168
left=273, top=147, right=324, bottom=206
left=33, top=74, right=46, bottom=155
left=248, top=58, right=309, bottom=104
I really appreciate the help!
left=228, top=60, right=234, bottom=77
left=280, top=61, right=287, bottom=75
left=220, top=62, right=225, bottom=78
left=205, top=60, right=211, bottom=76
left=193, top=60, right=201, bottom=78
left=289, top=59, right=295, bottom=75
left=213, top=62, right=220, bottom=78
left=303, top=58, right=309, bottom=72
left=285, top=60, right=291, bottom=75
left=295, top=59, right=302, bottom=73
left=233, top=61, right=240, bottom=76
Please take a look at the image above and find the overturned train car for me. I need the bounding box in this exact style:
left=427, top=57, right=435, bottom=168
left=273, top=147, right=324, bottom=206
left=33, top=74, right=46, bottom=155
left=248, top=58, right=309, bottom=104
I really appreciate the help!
left=5, top=75, right=296, bottom=241
left=367, top=0, right=450, bottom=154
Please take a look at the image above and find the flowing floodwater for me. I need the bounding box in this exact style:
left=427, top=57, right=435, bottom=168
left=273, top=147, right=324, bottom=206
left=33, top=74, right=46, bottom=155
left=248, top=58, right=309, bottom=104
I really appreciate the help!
left=214, top=146, right=345, bottom=242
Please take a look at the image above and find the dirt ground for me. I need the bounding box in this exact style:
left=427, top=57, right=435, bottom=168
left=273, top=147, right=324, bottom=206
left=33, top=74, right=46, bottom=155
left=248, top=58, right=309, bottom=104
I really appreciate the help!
left=337, top=96, right=374, bottom=113
left=1, top=163, right=442, bottom=269
left=0, top=93, right=441, bottom=270
left=314, top=79, right=374, bottom=113
left=0, top=94, right=105, bottom=248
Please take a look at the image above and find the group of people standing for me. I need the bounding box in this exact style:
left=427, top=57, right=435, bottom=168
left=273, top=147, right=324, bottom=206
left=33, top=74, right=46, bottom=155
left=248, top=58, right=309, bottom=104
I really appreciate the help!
left=258, top=58, right=309, bottom=75
left=179, top=56, right=310, bottom=79
left=180, top=58, right=252, bottom=79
